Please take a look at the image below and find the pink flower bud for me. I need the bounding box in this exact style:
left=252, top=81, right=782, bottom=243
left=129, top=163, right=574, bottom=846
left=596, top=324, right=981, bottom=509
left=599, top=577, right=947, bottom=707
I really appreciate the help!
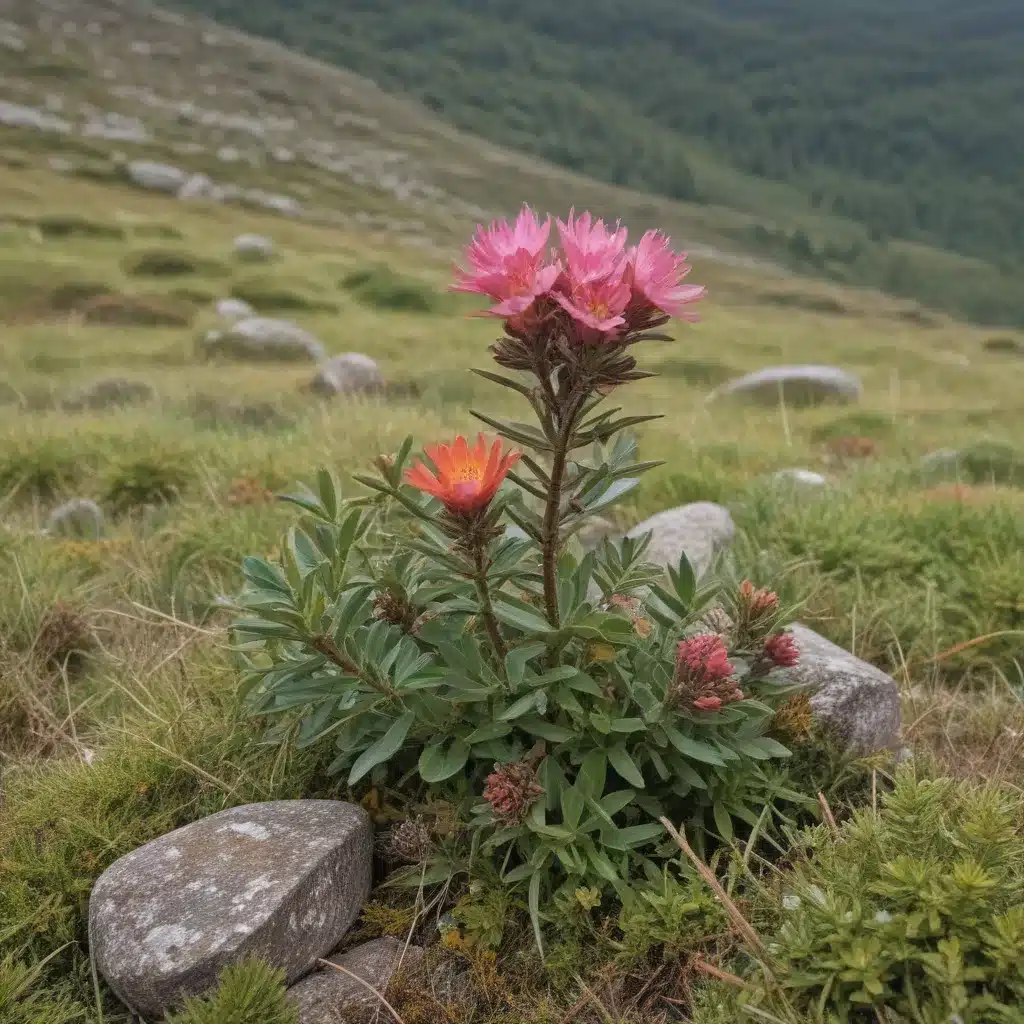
left=764, top=632, right=800, bottom=668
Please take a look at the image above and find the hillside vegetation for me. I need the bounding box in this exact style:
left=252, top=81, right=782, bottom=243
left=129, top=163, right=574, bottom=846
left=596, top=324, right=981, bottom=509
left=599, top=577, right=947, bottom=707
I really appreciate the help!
left=171, top=0, right=1024, bottom=327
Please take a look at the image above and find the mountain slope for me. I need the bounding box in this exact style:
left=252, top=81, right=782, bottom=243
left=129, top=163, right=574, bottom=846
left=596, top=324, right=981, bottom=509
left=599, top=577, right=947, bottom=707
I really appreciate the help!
left=169, top=0, right=1024, bottom=325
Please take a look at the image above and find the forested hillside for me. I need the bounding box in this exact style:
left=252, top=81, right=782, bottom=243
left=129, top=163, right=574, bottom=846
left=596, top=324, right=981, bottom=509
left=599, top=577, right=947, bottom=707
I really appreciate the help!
left=170, top=0, right=1024, bottom=324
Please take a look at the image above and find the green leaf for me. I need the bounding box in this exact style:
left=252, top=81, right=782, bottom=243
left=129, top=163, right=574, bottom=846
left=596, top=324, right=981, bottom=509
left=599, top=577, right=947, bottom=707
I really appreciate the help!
left=616, top=822, right=665, bottom=847
left=560, top=784, right=585, bottom=831
left=317, top=470, right=339, bottom=520
left=492, top=598, right=554, bottom=636
left=288, top=527, right=323, bottom=578
left=348, top=712, right=415, bottom=784
left=499, top=691, right=540, bottom=721
left=528, top=870, right=545, bottom=958
left=516, top=716, right=575, bottom=743
left=713, top=802, right=734, bottom=842
left=464, top=721, right=513, bottom=744
left=736, top=736, right=793, bottom=759
left=607, top=744, right=645, bottom=788
left=664, top=726, right=727, bottom=766
left=504, top=642, right=546, bottom=687
left=419, top=739, right=470, bottom=782
left=609, top=717, right=647, bottom=733
left=242, top=557, right=291, bottom=596
left=669, top=550, right=697, bottom=608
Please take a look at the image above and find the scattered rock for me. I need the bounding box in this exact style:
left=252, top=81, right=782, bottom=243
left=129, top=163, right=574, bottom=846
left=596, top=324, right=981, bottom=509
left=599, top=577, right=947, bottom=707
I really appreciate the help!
left=45, top=498, right=105, bottom=539
left=47, top=156, right=75, bottom=174
left=782, top=624, right=902, bottom=753
left=0, top=101, right=70, bottom=134
left=576, top=516, right=618, bottom=552
left=177, top=173, right=222, bottom=201
left=626, top=502, right=736, bottom=580
left=89, top=801, right=373, bottom=1020
left=62, top=377, right=154, bottom=412
left=772, top=468, right=828, bottom=487
left=712, top=366, right=862, bottom=407
left=127, top=161, right=188, bottom=193
left=309, top=353, right=383, bottom=396
left=201, top=317, right=326, bottom=362
left=215, top=297, right=254, bottom=320
left=234, top=234, right=274, bottom=261
left=287, top=938, right=423, bottom=1024
left=83, top=113, right=148, bottom=143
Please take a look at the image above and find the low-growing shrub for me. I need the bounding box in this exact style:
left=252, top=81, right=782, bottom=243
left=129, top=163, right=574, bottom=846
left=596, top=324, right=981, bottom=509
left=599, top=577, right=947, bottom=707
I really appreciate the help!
left=35, top=213, right=125, bottom=240
left=341, top=264, right=442, bottom=312
left=0, top=440, right=82, bottom=499
left=166, top=960, right=297, bottom=1024
left=230, top=275, right=338, bottom=314
left=237, top=208, right=809, bottom=951
left=123, top=248, right=225, bottom=278
left=103, top=451, right=193, bottom=511
left=80, top=292, right=195, bottom=327
left=47, top=279, right=112, bottom=312
left=753, top=771, right=1024, bottom=1020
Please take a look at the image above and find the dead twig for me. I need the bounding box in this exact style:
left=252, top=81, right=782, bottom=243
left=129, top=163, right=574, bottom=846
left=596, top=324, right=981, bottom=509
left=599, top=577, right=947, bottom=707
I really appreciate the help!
left=317, top=959, right=407, bottom=1024
left=818, top=792, right=840, bottom=838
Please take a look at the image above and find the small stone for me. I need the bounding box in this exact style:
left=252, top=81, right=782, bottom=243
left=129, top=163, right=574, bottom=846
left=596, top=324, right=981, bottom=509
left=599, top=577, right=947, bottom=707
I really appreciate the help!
left=287, top=938, right=423, bottom=1024
left=89, top=801, right=372, bottom=1019
left=0, top=101, right=71, bottom=134
left=234, top=234, right=274, bottom=260
left=215, top=297, right=254, bottom=320
left=773, top=468, right=828, bottom=487
left=45, top=498, right=105, bottom=539
left=712, top=365, right=861, bottom=407
left=201, top=318, right=326, bottom=362
left=626, top=502, right=736, bottom=580
left=62, top=377, right=154, bottom=412
left=48, top=156, right=75, bottom=173
left=310, top=353, right=383, bottom=396
left=781, top=624, right=902, bottom=752
left=177, top=173, right=222, bottom=201
left=127, top=160, right=188, bottom=193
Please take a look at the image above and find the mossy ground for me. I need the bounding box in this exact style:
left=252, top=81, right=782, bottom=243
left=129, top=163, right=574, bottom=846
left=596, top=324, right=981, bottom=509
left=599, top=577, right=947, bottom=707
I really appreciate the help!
left=1, top=102, right=1023, bottom=1024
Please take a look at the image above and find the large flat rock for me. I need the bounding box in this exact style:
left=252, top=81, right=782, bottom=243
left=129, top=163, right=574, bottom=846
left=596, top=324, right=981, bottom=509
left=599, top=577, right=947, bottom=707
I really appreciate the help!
left=713, top=365, right=862, bottom=406
left=627, top=501, right=736, bottom=580
left=89, top=800, right=372, bottom=1019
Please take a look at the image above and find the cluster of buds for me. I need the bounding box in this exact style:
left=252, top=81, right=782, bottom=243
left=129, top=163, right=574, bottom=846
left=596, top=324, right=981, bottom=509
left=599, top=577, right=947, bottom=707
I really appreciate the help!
left=372, top=588, right=418, bottom=633
left=386, top=816, right=434, bottom=864
left=762, top=631, right=800, bottom=668
left=734, top=579, right=780, bottom=644
left=482, top=760, right=545, bottom=825
left=670, top=633, right=744, bottom=713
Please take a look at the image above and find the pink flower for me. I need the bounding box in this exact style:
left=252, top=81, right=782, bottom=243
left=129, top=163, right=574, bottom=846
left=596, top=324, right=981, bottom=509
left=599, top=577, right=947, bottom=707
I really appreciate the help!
left=452, top=205, right=561, bottom=317
left=763, top=632, right=800, bottom=668
left=483, top=761, right=544, bottom=824
left=676, top=634, right=735, bottom=685
left=693, top=695, right=723, bottom=712
left=627, top=231, right=706, bottom=320
left=554, top=273, right=632, bottom=335
left=556, top=209, right=629, bottom=286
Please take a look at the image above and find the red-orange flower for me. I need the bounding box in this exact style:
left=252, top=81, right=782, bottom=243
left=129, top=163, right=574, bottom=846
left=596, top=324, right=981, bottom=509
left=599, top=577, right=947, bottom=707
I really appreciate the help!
left=404, top=434, right=520, bottom=515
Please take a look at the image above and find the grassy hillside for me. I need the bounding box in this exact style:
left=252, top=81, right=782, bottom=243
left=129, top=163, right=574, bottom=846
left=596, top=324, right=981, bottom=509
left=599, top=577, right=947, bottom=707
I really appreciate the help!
left=2, top=1, right=1024, bottom=1021
left=169, top=0, right=1024, bottom=327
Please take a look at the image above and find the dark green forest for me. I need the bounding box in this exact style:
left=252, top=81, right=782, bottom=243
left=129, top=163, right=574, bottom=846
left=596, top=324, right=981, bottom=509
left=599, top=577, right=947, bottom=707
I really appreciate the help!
left=172, top=0, right=1024, bottom=325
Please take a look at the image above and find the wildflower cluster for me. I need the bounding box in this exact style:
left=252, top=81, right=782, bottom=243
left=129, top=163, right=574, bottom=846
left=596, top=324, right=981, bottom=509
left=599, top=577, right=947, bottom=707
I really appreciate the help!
left=236, top=205, right=808, bottom=948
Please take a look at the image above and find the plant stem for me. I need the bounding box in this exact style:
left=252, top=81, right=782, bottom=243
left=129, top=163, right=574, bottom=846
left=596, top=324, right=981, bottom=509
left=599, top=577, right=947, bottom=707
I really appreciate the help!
left=472, top=543, right=508, bottom=665
left=310, top=634, right=397, bottom=699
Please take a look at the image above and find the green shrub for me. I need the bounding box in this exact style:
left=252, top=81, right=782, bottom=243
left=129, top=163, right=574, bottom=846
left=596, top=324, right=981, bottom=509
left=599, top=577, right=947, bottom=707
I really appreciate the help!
left=0, top=440, right=82, bottom=499
left=810, top=411, right=897, bottom=443
left=230, top=275, right=338, bottom=313
left=341, top=265, right=442, bottom=312
left=167, top=960, right=297, bottom=1024
left=0, top=952, right=88, bottom=1024
left=103, top=451, right=193, bottom=511
left=47, top=279, right=112, bottom=312
left=756, top=771, right=1024, bottom=1021
left=80, top=292, right=195, bottom=327
left=939, top=440, right=1024, bottom=487
left=35, top=213, right=124, bottom=240
left=123, top=248, right=225, bottom=278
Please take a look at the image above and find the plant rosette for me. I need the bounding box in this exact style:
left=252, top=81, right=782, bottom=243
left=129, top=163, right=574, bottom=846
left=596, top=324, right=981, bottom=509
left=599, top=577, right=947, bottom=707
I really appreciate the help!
left=234, top=206, right=810, bottom=951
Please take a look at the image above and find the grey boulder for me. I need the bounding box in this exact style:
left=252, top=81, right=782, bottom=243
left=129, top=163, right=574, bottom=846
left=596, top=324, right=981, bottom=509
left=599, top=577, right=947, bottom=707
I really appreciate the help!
left=201, top=318, right=326, bottom=362
left=89, top=800, right=372, bottom=1020
left=782, top=624, right=902, bottom=753
left=287, top=937, right=423, bottom=1023
left=234, top=233, right=275, bottom=260
left=772, top=468, right=828, bottom=487
left=215, top=297, right=255, bottom=320
left=310, top=353, right=383, bottom=396
left=45, top=498, right=105, bottom=539
left=712, top=365, right=861, bottom=406
left=178, top=173, right=223, bottom=202
left=127, top=160, right=189, bottom=193
left=627, top=501, right=736, bottom=580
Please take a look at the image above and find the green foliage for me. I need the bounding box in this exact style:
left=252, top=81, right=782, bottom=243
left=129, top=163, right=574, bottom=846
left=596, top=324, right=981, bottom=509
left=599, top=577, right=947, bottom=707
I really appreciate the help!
left=230, top=275, right=339, bottom=313
left=0, top=950, right=88, bottom=1024
left=923, top=440, right=1024, bottom=488
left=35, top=213, right=124, bottom=240
left=0, top=439, right=83, bottom=499
left=102, top=451, right=193, bottom=511
left=122, top=247, right=224, bottom=278
left=341, top=265, right=443, bottom=313
left=80, top=292, right=195, bottom=327
left=758, top=771, right=1024, bottom=1021
left=167, top=960, right=297, bottom=1024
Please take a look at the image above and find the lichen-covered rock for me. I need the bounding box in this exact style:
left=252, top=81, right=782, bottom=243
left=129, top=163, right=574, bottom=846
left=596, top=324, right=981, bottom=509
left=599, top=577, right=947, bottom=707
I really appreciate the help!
left=0, top=101, right=70, bottom=133
left=309, top=353, right=383, bottom=396
left=201, top=318, right=326, bottom=362
left=234, top=234, right=274, bottom=260
left=784, top=624, right=902, bottom=752
left=89, top=801, right=372, bottom=1020
left=45, top=498, right=105, bottom=539
left=713, top=365, right=862, bottom=406
left=127, top=160, right=189, bottom=193
left=626, top=502, right=736, bottom=580
left=287, top=938, right=423, bottom=1024
left=62, top=377, right=154, bottom=412
left=215, top=297, right=254, bottom=320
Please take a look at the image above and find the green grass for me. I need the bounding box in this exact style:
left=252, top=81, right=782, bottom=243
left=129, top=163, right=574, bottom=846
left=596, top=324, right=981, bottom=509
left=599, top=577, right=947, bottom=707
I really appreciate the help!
left=1, top=5, right=1023, bottom=1017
